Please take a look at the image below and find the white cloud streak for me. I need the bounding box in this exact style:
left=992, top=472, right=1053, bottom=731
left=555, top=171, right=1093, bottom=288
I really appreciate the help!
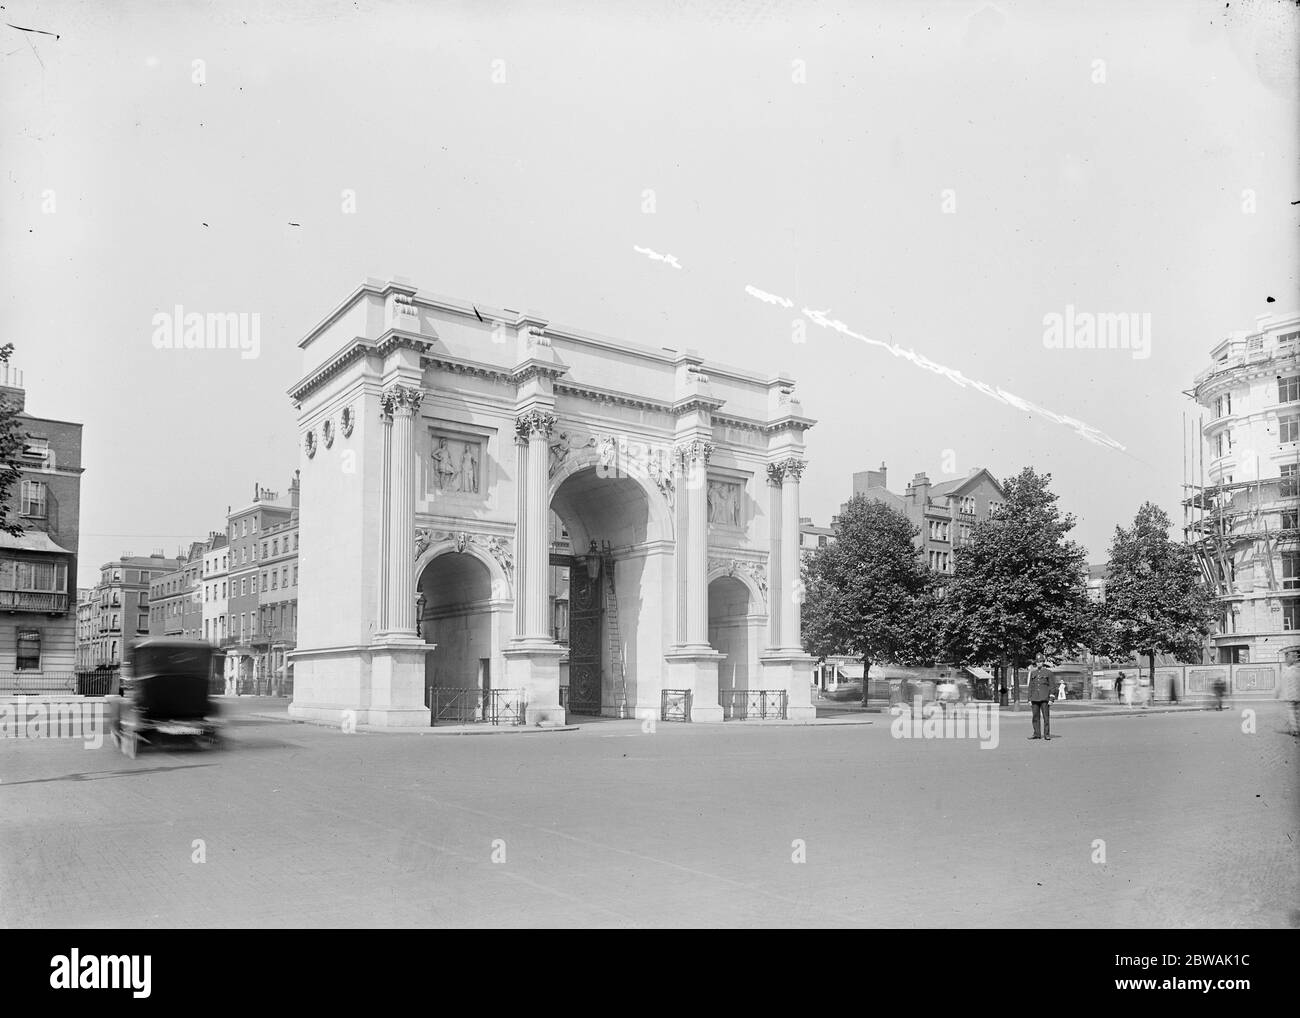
left=633, top=245, right=682, bottom=270
left=753, top=288, right=1126, bottom=451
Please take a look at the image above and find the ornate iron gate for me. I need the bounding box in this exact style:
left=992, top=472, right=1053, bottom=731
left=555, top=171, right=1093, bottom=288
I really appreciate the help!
left=567, top=564, right=603, bottom=715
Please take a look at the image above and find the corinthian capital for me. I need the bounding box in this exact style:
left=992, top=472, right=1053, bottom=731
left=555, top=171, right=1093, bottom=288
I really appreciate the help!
left=675, top=439, right=714, bottom=467
left=767, top=458, right=806, bottom=484
left=381, top=385, right=424, bottom=418
left=515, top=409, right=557, bottom=439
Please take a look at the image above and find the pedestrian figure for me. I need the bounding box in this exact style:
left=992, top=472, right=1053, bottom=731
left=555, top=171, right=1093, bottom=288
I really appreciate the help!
left=1115, top=671, right=1125, bottom=700
left=1027, top=657, right=1054, bottom=741
left=937, top=677, right=958, bottom=716
left=1057, top=679, right=1067, bottom=702
left=1212, top=677, right=1227, bottom=711
left=1278, top=648, right=1300, bottom=736
left=1169, top=675, right=1179, bottom=704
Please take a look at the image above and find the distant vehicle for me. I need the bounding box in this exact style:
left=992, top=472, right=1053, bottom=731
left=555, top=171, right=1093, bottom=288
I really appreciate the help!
left=108, top=639, right=225, bottom=758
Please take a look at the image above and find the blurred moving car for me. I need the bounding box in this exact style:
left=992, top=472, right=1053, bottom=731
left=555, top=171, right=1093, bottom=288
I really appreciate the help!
left=108, top=638, right=225, bottom=758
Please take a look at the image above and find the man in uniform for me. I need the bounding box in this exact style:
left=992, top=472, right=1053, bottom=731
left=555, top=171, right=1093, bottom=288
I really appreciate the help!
left=1028, top=656, right=1056, bottom=741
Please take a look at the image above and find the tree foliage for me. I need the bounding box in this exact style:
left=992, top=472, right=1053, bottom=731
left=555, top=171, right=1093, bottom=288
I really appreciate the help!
left=0, top=343, right=24, bottom=537
left=1100, top=502, right=1216, bottom=669
left=801, top=495, right=935, bottom=702
left=940, top=467, right=1096, bottom=669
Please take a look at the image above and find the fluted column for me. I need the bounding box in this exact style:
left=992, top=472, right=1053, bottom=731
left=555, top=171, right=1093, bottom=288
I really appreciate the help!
left=517, top=409, right=557, bottom=640
left=766, top=462, right=786, bottom=648
left=377, top=407, right=393, bottom=632
left=779, top=457, right=805, bottom=650
left=679, top=439, right=713, bottom=647
left=382, top=385, right=423, bottom=635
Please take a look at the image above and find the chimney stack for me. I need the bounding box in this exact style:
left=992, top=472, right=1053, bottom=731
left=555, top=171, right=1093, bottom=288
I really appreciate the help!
left=0, top=363, right=26, bottom=413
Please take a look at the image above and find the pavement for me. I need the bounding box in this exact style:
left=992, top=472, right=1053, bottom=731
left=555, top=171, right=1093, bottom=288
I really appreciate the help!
left=1, top=696, right=1296, bottom=928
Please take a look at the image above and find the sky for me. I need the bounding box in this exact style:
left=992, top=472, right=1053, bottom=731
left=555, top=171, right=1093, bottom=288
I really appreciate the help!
left=3, top=0, right=1298, bottom=582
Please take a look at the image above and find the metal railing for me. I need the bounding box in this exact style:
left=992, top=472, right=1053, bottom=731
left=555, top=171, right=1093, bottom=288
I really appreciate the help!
left=0, top=671, right=78, bottom=694
left=75, top=671, right=117, bottom=696
left=720, top=688, right=787, bottom=720
left=660, top=688, right=692, bottom=722
left=429, top=687, right=526, bottom=726
left=0, top=590, right=69, bottom=613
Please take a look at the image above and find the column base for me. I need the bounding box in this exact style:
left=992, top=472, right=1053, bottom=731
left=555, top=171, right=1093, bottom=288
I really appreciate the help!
left=665, top=647, right=724, bottom=723
left=370, top=641, right=437, bottom=725
left=504, top=640, right=566, bottom=726
left=760, top=650, right=817, bottom=721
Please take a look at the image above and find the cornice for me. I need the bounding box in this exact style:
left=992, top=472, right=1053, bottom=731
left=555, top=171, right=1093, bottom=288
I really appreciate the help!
left=671, top=393, right=727, bottom=415
left=510, top=360, right=569, bottom=385
left=553, top=380, right=673, bottom=414
left=715, top=412, right=816, bottom=435
left=287, top=334, right=432, bottom=405
left=422, top=353, right=514, bottom=384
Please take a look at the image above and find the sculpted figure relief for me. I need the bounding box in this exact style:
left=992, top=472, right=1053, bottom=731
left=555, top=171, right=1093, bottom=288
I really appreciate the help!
left=431, top=435, right=482, bottom=495
left=707, top=480, right=742, bottom=525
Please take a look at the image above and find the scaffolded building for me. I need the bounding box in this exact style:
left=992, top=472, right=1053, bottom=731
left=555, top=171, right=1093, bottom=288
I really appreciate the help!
left=1184, top=311, right=1300, bottom=664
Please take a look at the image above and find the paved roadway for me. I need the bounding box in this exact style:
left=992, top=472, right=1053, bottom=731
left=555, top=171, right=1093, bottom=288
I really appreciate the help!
left=1, top=698, right=1296, bottom=928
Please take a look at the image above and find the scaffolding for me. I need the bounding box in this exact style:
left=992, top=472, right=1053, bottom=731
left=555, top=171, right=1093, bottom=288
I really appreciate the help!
left=1181, top=412, right=1299, bottom=599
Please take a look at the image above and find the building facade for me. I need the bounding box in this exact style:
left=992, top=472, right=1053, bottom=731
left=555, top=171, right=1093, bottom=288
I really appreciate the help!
left=848, top=462, right=1006, bottom=575
left=289, top=277, right=815, bottom=726
left=202, top=533, right=229, bottom=646
left=0, top=365, right=84, bottom=685
left=75, top=589, right=95, bottom=669
left=224, top=479, right=297, bottom=692
left=1186, top=310, right=1300, bottom=664
left=256, top=499, right=299, bottom=694
left=799, top=517, right=835, bottom=553
left=86, top=554, right=179, bottom=669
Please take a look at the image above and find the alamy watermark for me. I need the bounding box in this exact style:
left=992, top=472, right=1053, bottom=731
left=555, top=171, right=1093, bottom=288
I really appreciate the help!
left=151, top=305, right=261, bottom=359
left=1042, top=305, right=1150, bottom=361
left=0, top=697, right=106, bottom=749
left=889, top=697, right=1000, bottom=749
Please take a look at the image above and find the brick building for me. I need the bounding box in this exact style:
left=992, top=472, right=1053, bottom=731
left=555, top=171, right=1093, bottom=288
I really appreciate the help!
left=847, top=462, right=1006, bottom=574
left=224, top=475, right=299, bottom=692
left=0, top=364, right=84, bottom=685
left=85, top=554, right=179, bottom=670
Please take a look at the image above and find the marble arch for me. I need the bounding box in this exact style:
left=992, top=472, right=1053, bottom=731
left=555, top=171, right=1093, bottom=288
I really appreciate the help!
left=286, top=276, right=815, bottom=727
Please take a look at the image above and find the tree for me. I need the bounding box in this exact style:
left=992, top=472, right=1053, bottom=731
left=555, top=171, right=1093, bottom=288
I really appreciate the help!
left=0, top=343, right=25, bottom=537
left=801, top=495, right=936, bottom=706
left=940, top=467, right=1097, bottom=695
left=1100, top=502, right=1216, bottom=688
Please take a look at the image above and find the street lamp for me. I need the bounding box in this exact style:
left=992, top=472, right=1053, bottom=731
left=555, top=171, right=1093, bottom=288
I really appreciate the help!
left=583, top=539, right=602, bottom=581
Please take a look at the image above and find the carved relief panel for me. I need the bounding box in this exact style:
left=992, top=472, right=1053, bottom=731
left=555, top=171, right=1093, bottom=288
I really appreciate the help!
left=426, top=430, right=485, bottom=498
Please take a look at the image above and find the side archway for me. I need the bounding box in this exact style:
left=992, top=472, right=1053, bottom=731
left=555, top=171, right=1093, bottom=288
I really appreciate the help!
left=415, top=540, right=514, bottom=703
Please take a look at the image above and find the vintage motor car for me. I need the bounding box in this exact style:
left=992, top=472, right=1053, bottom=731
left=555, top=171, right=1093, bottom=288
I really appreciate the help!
left=108, top=638, right=224, bottom=757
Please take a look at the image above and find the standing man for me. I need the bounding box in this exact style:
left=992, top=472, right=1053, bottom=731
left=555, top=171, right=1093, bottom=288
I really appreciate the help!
left=1028, top=657, right=1055, bottom=741
left=1278, top=646, right=1300, bottom=736
left=1114, top=671, right=1125, bottom=700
